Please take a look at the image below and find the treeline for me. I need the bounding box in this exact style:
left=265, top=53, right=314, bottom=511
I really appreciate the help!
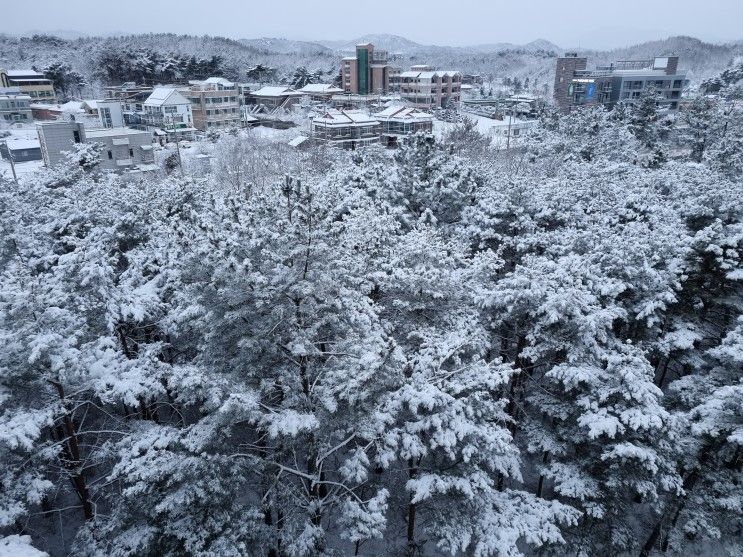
left=0, top=93, right=741, bottom=557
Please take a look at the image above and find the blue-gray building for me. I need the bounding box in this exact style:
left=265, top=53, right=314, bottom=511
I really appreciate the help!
left=554, top=55, right=688, bottom=112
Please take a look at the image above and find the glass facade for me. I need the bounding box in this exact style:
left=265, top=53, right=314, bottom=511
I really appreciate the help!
left=357, top=47, right=369, bottom=95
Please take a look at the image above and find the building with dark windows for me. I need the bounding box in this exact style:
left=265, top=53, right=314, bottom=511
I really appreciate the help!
left=340, top=43, right=395, bottom=95
left=554, top=54, right=687, bottom=112
left=0, top=69, right=56, bottom=103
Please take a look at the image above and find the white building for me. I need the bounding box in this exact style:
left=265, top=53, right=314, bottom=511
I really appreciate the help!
left=97, top=99, right=125, bottom=128
left=85, top=127, right=155, bottom=172
left=142, top=87, right=195, bottom=140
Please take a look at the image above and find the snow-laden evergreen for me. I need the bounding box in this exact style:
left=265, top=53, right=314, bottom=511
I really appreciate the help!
left=1, top=98, right=741, bottom=556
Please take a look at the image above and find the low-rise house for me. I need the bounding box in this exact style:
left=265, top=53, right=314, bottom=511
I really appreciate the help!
left=0, top=138, right=42, bottom=162
left=85, top=128, right=155, bottom=172
left=185, top=78, right=241, bottom=130
left=375, top=105, right=433, bottom=146
left=0, top=69, right=56, bottom=103
left=37, top=121, right=155, bottom=171
left=311, top=109, right=381, bottom=149
left=249, top=86, right=303, bottom=109
left=0, top=89, right=32, bottom=123
left=298, top=84, right=344, bottom=102
left=142, top=87, right=195, bottom=140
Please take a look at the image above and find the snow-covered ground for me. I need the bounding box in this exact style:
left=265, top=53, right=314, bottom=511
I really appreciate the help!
left=0, top=125, right=45, bottom=181
left=433, top=113, right=537, bottom=148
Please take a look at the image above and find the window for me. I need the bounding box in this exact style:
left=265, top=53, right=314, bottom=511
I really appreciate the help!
left=107, top=150, right=113, bottom=159
left=673, top=80, right=683, bottom=89
left=129, top=148, right=134, bottom=157
left=73, top=131, right=81, bottom=143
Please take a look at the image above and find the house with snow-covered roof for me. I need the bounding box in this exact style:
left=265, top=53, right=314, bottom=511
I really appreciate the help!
left=142, top=87, right=194, bottom=140
left=249, top=86, right=303, bottom=109
left=298, top=84, right=344, bottom=102
left=311, top=109, right=381, bottom=148
left=375, top=105, right=433, bottom=146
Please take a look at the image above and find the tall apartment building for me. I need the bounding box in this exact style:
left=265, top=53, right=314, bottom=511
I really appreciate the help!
left=397, top=66, right=462, bottom=109
left=0, top=69, right=56, bottom=103
left=554, top=54, right=687, bottom=111
left=341, top=44, right=395, bottom=95
left=185, top=77, right=241, bottom=130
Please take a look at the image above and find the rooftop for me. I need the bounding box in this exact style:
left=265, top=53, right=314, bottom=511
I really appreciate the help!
left=251, top=86, right=302, bottom=97
left=144, top=87, right=190, bottom=107
left=299, top=84, right=344, bottom=94
left=85, top=127, right=152, bottom=138
left=375, top=105, right=433, bottom=121
left=313, top=109, right=380, bottom=127
left=4, top=69, right=46, bottom=78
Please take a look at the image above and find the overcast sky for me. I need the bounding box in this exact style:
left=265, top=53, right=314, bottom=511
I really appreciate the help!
left=3, top=0, right=741, bottom=50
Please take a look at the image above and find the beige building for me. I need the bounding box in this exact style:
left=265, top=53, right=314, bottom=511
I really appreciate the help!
left=397, top=66, right=462, bottom=109
left=340, top=44, right=396, bottom=95
left=0, top=69, right=56, bottom=103
left=185, top=77, right=241, bottom=131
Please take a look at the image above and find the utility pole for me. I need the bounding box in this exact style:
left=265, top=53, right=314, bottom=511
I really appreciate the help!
left=8, top=153, right=18, bottom=182
left=506, top=109, right=513, bottom=151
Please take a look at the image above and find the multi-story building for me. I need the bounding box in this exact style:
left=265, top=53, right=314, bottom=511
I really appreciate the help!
left=311, top=109, right=381, bottom=149
left=397, top=66, right=462, bottom=109
left=97, top=99, right=125, bottom=128
left=36, top=120, right=86, bottom=166
left=142, top=87, right=195, bottom=140
left=37, top=121, right=154, bottom=171
left=0, top=89, right=32, bottom=123
left=554, top=54, right=687, bottom=111
left=340, top=44, right=395, bottom=95
left=185, top=77, right=241, bottom=130
left=0, top=69, right=56, bottom=103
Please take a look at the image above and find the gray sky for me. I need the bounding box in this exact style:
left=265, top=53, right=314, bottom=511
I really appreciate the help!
left=3, top=0, right=741, bottom=49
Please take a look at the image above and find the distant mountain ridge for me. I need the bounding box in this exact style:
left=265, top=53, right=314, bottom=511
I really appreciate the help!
left=1, top=32, right=741, bottom=91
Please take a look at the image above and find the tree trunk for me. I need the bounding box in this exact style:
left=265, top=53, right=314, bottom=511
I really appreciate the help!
left=407, top=456, right=421, bottom=556
left=50, top=380, right=94, bottom=520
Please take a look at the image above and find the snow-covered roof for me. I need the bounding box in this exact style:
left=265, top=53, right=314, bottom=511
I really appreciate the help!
left=5, top=69, right=45, bottom=78
left=288, top=135, right=309, bottom=147
left=60, top=101, right=84, bottom=112
left=3, top=139, right=40, bottom=150
left=144, top=87, right=190, bottom=107
left=85, top=127, right=152, bottom=139
left=299, top=84, right=344, bottom=94
left=400, top=70, right=461, bottom=80
left=313, top=109, right=379, bottom=127
left=203, top=77, right=235, bottom=86
left=375, top=105, right=433, bottom=122
left=82, top=99, right=99, bottom=110
left=251, top=86, right=302, bottom=97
